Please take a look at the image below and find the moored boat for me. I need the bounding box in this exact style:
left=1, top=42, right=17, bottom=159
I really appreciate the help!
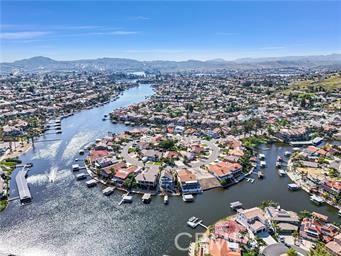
left=288, top=183, right=300, bottom=191
left=258, top=171, right=264, bottom=179
left=284, top=151, right=291, bottom=157
left=230, top=201, right=243, bottom=211
left=183, top=194, right=194, bottom=202
left=76, top=173, right=87, bottom=180
left=86, top=179, right=97, bottom=188
left=278, top=169, right=286, bottom=176
left=260, top=161, right=266, bottom=168
left=102, top=187, right=115, bottom=196
left=164, top=195, right=169, bottom=205
left=72, top=164, right=80, bottom=171
left=310, top=195, right=324, bottom=205
left=142, top=193, right=152, bottom=204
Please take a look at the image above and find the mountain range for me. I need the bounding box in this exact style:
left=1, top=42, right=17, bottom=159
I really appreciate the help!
left=1, top=54, right=341, bottom=74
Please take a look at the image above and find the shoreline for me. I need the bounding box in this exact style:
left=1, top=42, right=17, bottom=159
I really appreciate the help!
left=286, top=159, right=341, bottom=211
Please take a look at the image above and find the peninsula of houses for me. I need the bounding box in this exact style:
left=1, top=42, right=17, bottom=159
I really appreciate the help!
left=191, top=203, right=341, bottom=256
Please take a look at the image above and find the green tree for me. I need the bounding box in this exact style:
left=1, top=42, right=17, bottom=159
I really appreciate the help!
left=287, top=248, right=298, bottom=256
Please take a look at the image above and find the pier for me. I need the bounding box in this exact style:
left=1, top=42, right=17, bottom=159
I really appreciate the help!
left=15, top=166, right=32, bottom=204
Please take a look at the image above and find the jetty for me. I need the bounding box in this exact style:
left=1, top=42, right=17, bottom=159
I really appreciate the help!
left=15, top=167, right=32, bottom=204
left=119, top=193, right=133, bottom=205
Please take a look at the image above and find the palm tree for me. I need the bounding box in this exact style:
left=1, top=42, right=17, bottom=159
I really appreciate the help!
left=287, top=248, right=298, bottom=256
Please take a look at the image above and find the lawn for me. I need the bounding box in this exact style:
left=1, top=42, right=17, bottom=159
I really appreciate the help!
left=287, top=74, right=341, bottom=93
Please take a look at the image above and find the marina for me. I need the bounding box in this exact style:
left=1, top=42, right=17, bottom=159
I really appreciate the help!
left=0, top=85, right=339, bottom=256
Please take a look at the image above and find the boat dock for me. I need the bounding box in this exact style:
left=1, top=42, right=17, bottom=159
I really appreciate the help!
left=119, top=193, right=133, bottom=205
left=230, top=201, right=243, bottom=211
left=186, top=216, right=208, bottom=229
left=15, top=167, right=32, bottom=204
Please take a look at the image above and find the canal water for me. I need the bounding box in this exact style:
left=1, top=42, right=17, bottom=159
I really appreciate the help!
left=0, top=84, right=339, bottom=256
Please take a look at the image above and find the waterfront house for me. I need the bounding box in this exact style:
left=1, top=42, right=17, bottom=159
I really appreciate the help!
left=264, top=206, right=299, bottom=234
left=95, top=156, right=117, bottom=169
left=320, top=180, right=341, bottom=197
left=214, top=220, right=249, bottom=244
left=236, top=207, right=270, bottom=234
left=112, top=166, right=139, bottom=186
left=177, top=169, right=202, bottom=194
left=135, top=166, right=159, bottom=189
left=88, top=149, right=110, bottom=164
left=276, top=126, right=309, bottom=142
left=159, top=168, right=175, bottom=193
left=299, top=217, right=339, bottom=242
left=207, top=161, right=242, bottom=184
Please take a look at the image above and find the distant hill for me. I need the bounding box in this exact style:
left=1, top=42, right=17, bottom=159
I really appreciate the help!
left=1, top=54, right=341, bottom=74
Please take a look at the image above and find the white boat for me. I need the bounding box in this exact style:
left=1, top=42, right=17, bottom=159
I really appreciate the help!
left=164, top=195, right=169, bottom=205
left=79, top=149, right=85, bottom=155
left=288, top=183, right=300, bottom=191
left=122, top=195, right=133, bottom=203
left=142, top=193, right=152, bottom=204
left=278, top=169, right=286, bottom=176
left=72, top=164, right=80, bottom=171
left=310, top=195, right=324, bottom=205
left=284, top=151, right=291, bottom=157
left=86, top=179, right=97, bottom=188
left=183, top=194, right=194, bottom=202
left=102, top=187, right=114, bottom=196
left=259, top=154, right=266, bottom=160
left=230, top=201, right=243, bottom=210
left=76, top=173, right=87, bottom=180
left=260, top=161, right=266, bottom=168
left=276, top=161, right=281, bottom=168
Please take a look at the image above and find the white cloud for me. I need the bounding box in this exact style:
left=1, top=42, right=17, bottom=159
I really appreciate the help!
left=0, top=31, right=50, bottom=40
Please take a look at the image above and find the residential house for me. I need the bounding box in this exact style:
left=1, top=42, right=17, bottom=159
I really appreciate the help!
left=177, top=169, right=202, bottom=194
left=159, top=168, right=175, bottom=193
left=208, top=161, right=242, bottom=183
left=326, top=233, right=341, bottom=256
left=264, top=206, right=299, bottom=234
left=237, top=207, right=270, bottom=234
left=135, top=166, right=159, bottom=189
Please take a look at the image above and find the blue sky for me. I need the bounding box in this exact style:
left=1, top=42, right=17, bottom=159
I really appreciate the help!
left=1, top=1, right=340, bottom=62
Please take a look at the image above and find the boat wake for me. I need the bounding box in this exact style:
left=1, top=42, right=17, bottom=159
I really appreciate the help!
left=27, top=169, right=72, bottom=185
left=31, top=140, right=61, bottom=160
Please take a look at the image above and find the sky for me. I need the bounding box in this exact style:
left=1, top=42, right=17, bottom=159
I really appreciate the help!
left=1, top=1, right=341, bottom=62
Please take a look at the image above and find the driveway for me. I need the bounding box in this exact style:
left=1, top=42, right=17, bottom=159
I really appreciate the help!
left=189, top=139, right=220, bottom=168
left=121, top=142, right=144, bottom=167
